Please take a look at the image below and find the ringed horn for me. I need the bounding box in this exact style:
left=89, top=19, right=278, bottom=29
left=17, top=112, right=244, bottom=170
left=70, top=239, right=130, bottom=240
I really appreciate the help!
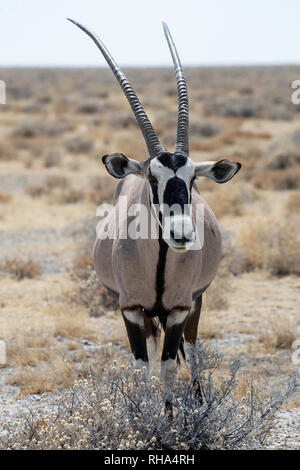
left=162, top=22, right=189, bottom=157
left=67, top=19, right=189, bottom=158
left=67, top=18, right=163, bottom=160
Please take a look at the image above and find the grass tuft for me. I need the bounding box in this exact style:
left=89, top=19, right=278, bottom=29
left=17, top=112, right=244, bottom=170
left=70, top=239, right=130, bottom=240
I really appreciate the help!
left=0, top=258, right=42, bottom=280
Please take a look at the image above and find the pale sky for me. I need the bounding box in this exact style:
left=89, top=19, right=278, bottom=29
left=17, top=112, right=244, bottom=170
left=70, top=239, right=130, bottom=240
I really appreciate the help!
left=0, top=0, right=300, bottom=67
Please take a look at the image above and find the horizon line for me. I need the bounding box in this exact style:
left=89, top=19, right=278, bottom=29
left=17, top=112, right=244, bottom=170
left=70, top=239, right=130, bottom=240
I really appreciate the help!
left=1, top=62, right=300, bottom=69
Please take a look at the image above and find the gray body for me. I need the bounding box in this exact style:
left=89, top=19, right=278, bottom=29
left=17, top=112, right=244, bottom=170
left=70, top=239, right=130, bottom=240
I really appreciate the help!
left=93, top=175, right=221, bottom=312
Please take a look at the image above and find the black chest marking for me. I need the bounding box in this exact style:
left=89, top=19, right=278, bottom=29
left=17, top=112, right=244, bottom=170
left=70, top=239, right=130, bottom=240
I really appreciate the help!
left=144, top=228, right=169, bottom=318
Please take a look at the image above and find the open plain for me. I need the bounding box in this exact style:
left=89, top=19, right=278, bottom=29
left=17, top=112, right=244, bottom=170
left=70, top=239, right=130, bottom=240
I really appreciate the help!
left=0, top=66, right=299, bottom=449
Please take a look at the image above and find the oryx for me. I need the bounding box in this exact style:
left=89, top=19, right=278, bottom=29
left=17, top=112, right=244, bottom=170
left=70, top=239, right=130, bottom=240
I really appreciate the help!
left=68, top=19, right=241, bottom=414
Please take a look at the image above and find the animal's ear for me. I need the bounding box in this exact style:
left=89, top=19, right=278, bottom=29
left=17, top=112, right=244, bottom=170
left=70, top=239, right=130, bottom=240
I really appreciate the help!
left=102, top=153, right=143, bottom=179
left=194, top=159, right=241, bottom=183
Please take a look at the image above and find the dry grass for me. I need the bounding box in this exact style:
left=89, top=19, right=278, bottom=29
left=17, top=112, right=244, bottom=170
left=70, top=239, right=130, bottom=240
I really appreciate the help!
left=0, top=192, right=12, bottom=203
left=87, top=174, right=116, bottom=204
left=47, top=188, right=85, bottom=205
left=204, top=182, right=259, bottom=219
left=252, top=166, right=300, bottom=190
left=47, top=304, right=96, bottom=340
left=0, top=258, right=42, bottom=280
left=0, top=66, right=299, bottom=445
left=238, top=215, right=300, bottom=275
left=68, top=263, right=119, bottom=316
left=2, top=286, right=119, bottom=395
left=0, top=139, right=13, bottom=161
left=259, top=313, right=296, bottom=351
left=42, top=148, right=62, bottom=168
left=204, top=262, right=231, bottom=312
left=7, top=344, right=119, bottom=395
left=285, top=191, right=300, bottom=215
left=73, top=253, right=94, bottom=280
left=8, top=357, right=76, bottom=395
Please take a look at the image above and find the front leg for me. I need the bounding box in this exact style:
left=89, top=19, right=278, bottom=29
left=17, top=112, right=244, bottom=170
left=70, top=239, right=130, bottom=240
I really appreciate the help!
left=184, top=296, right=203, bottom=404
left=161, top=308, right=189, bottom=417
left=122, top=308, right=148, bottom=370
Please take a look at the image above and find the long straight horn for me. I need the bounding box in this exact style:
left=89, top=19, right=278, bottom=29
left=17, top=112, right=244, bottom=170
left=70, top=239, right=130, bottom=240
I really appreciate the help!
left=163, top=22, right=189, bottom=156
left=68, top=19, right=164, bottom=159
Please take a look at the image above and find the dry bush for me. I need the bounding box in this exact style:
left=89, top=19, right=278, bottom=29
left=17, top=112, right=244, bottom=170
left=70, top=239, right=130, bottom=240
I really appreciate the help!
left=0, top=192, right=12, bottom=203
left=6, top=344, right=117, bottom=396
left=76, top=100, right=102, bottom=114
left=26, top=175, right=69, bottom=198
left=48, top=188, right=85, bottom=205
left=203, top=94, right=292, bottom=120
left=190, top=138, right=223, bottom=153
left=230, top=147, right=263, bottom=181
left=7, top=356, right=77, bottom=395
left=11, top=119, right=72, bottom=139
left=204, top=96, right=259, bottom=118
left=47, top=304, right=96, bottom=340
left=108, top=111, right=137, bottom=129
left=3, top=299, right=114, bottom=395
left=73, top=253, right=94, bottom=280
left=259, top=313, right=296, bottom=351
left=0, top=258, right=42, bottom=280
left=252, top=166, right=300, bottom=190
left=266, top=103, right=291, bottom=120
left=189, top=121, right=221, bottom=138
left=44, top=175, right=68, bottom=190
left=1, top=344, right=298, bottom=450
left=70, top=271, right=119, bottom=316
left=205, top=182, right=258, bottom=219
left=254, top=133, right=300, bottom=190
left=220, top=241, right=250, bottom=276
left=64, top=136, right=93, bottom=154
left=204, top=266, right=230, bottom=312
left=4, top=314, right=53, bottom=369
left=4, top=312, right=77, bottom=395
left=0, top=140, right=13, bottom=161
left=25, top=185, right=47, bottom=198
left=226, top=130, right=272, bottom=142
left=88, top=175, right=116, bottom=205
left=238, top=216, right=300, bottom=275
left=153, top=111, right=177, bottom=135
left=263, top=133, right=300, bottom=170
left=203, top=235, right=250, bottom=310
left=20, top=101, right=44, bottom=113
left=42, top=148, right=62, bottom=168
left=69, top=256, right=119, bottom=316
left=111, top=130, right=146, bottom=158
left=26, top=176, right=85, bottom=204
left=262, top=152, right=300, bottom=171
left=285, top=191, right=300, bottom=215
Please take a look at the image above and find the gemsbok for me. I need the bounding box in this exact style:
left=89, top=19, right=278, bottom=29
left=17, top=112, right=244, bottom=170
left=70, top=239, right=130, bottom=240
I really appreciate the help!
left=68, top=19, right=241, bottom=415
